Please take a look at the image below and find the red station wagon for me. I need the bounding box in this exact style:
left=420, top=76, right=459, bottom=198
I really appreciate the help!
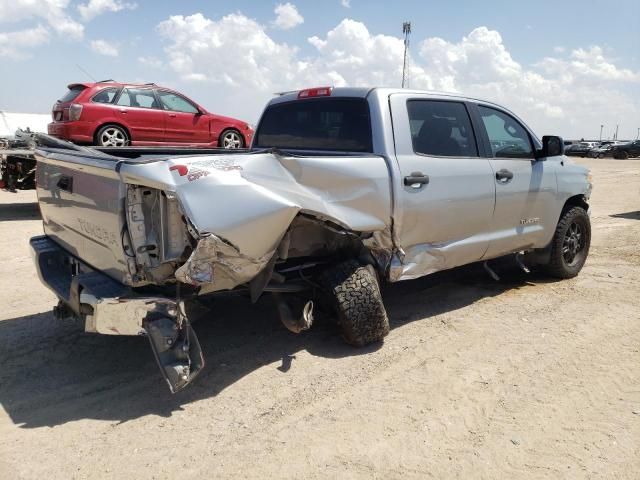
left=48, top=81, right=254, bottom=148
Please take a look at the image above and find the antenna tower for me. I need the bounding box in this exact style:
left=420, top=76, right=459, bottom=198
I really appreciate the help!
left=402, top=21, right=412, bottom=88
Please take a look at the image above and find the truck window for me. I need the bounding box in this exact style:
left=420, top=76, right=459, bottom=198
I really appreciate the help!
left=407, top=100, right=478, bottom=157
left=255, top=98, right=372, bottom=152
left=478, top=106, right=534, bottom=158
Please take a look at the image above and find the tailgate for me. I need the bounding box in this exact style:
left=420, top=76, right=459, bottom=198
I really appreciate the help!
left=35, top=147, right=130, bottom=284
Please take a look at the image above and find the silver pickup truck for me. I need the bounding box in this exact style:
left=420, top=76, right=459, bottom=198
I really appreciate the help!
left=31, top=87, right=592, bottom=392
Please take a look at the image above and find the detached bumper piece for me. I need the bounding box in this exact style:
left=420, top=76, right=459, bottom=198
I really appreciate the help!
left=145, top=315, right=205, bottom=394
left=30, top=235, right=205, bottom=393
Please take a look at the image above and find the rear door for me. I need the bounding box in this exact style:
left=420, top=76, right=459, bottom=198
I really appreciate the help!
left=472, top=104, right=557, bottom=258
left=389, top=94, right=496, bottom=278
left=156, top=90, right=211, bottom=144
left=115, top=87, right=165, bottom=142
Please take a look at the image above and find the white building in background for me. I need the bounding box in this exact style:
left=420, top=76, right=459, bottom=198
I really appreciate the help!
left=0, top=111, right=50, bottom=137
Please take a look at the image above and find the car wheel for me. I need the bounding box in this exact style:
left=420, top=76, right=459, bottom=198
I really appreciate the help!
left=598, top=153, right=604, bottom=158
left=96, top=125, right=129, bottom=147
left=617, top=151, right=629, bottom=160
left=543, top=206, right=591, bottom=279
left=219, top=129, right=244, bottom=149
left=320, top=260, right=389, bottom=347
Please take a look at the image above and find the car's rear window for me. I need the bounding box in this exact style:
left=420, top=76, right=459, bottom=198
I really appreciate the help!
left=255, top=98, right=372, bottom=152
left=59, top=85, right=86, bottom=103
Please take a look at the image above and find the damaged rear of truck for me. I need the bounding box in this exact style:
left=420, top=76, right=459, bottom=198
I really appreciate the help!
left=31, top=91, right=396, bottom=391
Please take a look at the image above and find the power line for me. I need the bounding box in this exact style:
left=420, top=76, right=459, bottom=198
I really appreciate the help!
left=402, top=21, right=411, bottom=88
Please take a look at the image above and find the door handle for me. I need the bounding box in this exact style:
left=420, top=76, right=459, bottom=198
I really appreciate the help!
left=495, top=169, right=514, bottom=182
left=168, top=113, right=176, bottom=118
left=119, top=109, right=128, bottom=114
left=404, top=172, right=430, bottom=188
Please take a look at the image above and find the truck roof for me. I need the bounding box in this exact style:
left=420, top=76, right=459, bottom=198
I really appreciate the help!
left=269, top=86, right=509, bottom=110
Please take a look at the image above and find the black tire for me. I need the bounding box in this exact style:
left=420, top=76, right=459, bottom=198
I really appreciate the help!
left=95, top=124, right=129, bottom=147
left=543, top=206, right=591, bottom=279
left=617, top=151, right=629, bottom=160
left=320, top=260, right=389, bottom=347
left=219, top=129, right=245, bottom=149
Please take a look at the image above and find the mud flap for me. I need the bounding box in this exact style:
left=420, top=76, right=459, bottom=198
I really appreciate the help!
left=144, top=315, right=205, bottom=393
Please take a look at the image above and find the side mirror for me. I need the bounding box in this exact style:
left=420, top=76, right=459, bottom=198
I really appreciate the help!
left=536, top=135, right=563, bottom=159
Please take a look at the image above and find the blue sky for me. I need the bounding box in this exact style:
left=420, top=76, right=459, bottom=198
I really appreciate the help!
left=1, top=0, right=638, bottom=139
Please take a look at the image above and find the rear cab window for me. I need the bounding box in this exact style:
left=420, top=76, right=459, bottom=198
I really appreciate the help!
left=255, top=98, right=373, bottom=152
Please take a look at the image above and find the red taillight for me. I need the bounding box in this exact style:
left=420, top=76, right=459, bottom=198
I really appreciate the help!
left=169, top=165, right=189, bottom=176
left=69, top=103, right=83, bottom=121
left=298, top=87, right=332, bottom=99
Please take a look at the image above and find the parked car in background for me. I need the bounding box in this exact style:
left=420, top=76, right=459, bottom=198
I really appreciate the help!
left=48, top=81, right=254, bottom=148
left=587, top=141, right=620, bottom=158
left=565, top=141, right=598, bottom=157
left=610, top=140, right=640, bottom=159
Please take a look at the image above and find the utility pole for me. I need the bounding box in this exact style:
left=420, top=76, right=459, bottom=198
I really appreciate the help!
left=615, top=124, right=619, bottom=140
left=401, top=21, right=411, bottom=88
left=636, top=127, right=639, bottom=140
left=599, top=124, right=603, bottom=142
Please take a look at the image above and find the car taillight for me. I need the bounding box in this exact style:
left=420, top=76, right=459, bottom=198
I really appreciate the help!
left=69, top=103, right=83, bottom=121
left=298, top=87, right=332, bottom=99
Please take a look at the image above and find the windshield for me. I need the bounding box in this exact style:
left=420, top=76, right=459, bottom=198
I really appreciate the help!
left=255, top=98, right=373, bottom=152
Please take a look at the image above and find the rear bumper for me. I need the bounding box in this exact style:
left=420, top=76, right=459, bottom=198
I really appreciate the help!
left=30, top=235, right=176, bottom=336
left=47, top=121, right=94, bottom=144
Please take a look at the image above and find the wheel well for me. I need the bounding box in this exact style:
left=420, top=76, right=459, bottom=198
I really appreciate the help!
left=562, top=194, right=589, bottom=214
left=93, top=123, right=130, bottom=145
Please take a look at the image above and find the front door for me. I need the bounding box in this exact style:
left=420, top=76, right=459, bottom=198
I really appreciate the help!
left=156, top=90, right=211, bottom=144
left=389, top=94, right=496, bottom=280
left=473, top=104, right=558, bottom=259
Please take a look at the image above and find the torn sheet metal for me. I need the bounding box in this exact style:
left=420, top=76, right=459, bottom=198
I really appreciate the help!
left=175, top=233, right=275, bottom=292
left=119, top=152, right=394, bottom=262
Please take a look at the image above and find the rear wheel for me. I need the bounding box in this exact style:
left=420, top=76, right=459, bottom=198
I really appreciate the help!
left=219, top=129, right=244, bottom=149
left=320, top=260, right=389, bottom=347
left=543, top=206, right=591, bottom=279
left=96, top=125, right=129, bottom=147
left=614, top=151, right=629, bottom=159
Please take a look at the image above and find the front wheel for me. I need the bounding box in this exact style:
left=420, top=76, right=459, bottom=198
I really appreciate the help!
left=96, top=125, right=129, bottom=147
left=543, top=206, right=591, bottom=279
left=219, top=129, right=244, bottom=149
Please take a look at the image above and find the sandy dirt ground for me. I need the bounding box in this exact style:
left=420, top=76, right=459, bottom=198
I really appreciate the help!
left=0, top=158, right=638, bottom=479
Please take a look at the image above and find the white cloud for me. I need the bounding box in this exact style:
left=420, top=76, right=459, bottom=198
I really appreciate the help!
left=90, top=39, right=118, bottom=56
left=341, top=0, right=351, bottom=7
left=138, top=56, right=163, bottom=68
left=78, top=0, right=138, bottom=21
left=0, top=25, right=50, bottom=59
left=0, top=0, right=83, bottom=39
left=154, top=13, right=640, bottom=139
left=272, top=3, right=304, bottom=30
